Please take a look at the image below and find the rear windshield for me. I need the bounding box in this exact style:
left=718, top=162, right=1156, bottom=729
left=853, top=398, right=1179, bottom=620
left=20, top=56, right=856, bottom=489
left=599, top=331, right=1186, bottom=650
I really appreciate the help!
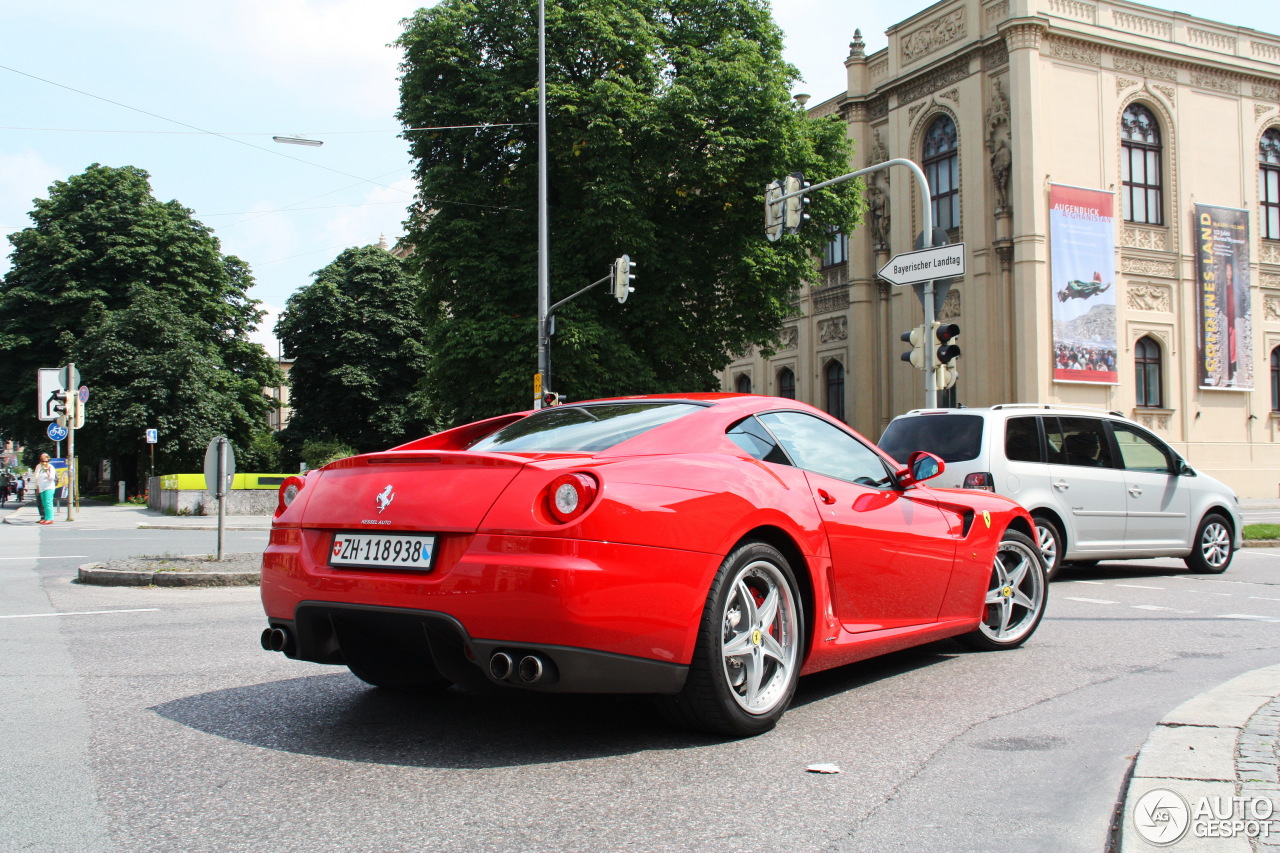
left=468, top=402, right=702, bottom=453
left=878, top=414, right=985, bottom=464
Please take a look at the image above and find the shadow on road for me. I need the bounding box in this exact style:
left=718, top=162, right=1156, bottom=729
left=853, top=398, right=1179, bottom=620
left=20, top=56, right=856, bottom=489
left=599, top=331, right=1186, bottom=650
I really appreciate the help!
left=151, top=643, right=963, bottom=767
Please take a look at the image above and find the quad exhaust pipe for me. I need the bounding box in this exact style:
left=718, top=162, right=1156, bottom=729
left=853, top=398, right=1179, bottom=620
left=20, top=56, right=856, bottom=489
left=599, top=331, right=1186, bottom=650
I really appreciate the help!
left=260, top=626, right=291, bottom=653
left=488, top=650, right=553, bottom=685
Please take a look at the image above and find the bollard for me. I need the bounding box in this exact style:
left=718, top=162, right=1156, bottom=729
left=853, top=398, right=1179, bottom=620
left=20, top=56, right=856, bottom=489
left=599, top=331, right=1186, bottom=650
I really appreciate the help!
left=118, top=480, right=126, bottom=503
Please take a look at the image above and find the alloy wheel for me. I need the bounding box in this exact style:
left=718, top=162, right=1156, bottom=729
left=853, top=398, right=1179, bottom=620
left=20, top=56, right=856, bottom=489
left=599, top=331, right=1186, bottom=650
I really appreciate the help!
left=720, top=559, right=799, bottom=715
left=980, top=537, right=1045, bottom=644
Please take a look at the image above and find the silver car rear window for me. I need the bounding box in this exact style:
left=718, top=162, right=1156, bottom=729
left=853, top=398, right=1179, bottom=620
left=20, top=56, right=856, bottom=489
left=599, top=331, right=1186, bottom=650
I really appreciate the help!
left=878, top=414, right=985, bottom=464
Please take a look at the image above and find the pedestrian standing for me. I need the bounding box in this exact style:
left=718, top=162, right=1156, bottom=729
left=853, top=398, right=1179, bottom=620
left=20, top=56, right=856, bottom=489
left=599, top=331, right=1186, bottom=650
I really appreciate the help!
left=34, top=454, right=56, bottom=524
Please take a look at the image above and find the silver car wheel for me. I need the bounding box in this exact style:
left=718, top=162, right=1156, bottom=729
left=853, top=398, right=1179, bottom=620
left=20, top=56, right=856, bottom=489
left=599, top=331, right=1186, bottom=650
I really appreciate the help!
left=1035, top=521, right=1058, bottom=566
left=720, top=559, right=799, bottom=715
left=980, top=537, right=1045, bottom=645
left=1199, top=519, right=1232, bottom=569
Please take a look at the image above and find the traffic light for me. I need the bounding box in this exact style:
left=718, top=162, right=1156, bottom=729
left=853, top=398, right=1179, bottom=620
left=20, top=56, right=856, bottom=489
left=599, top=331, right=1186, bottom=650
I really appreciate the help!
left=783, top=172, right=811, bottom=234
left=50, top=389, right=69, bottom=426
left=764, top=180, right=784, bottom=242
left=542, top=391, right=562, bottom=408
left=900, top=325, right=927, bottom=371
left=934, top=323, right=960, bottom=390
left=612, top=255, right=636, bottom=303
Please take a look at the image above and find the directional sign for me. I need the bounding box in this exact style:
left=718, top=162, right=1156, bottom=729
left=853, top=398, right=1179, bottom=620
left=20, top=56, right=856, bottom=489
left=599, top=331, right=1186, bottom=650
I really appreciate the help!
left=37, top=368, right=65, bottom=422
left=878, top=243, right=966, bottom=287
left=47, top=422, right=68, bottom=442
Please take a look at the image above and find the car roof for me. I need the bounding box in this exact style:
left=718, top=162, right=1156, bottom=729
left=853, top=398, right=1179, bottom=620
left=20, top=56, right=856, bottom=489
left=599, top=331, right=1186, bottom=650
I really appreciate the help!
left=898, top=404, right=1126, bottom=419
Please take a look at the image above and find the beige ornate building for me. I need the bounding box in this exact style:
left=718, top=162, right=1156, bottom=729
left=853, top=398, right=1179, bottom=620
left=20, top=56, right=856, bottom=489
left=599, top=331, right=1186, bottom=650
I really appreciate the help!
left=721, top=0, right=1280, bottom=497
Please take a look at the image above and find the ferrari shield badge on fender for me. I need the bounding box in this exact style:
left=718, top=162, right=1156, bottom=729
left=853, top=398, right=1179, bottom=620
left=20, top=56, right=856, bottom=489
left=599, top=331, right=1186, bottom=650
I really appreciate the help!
left=376, top=485, right=394, bottom=514
left=982, top=511, right=991, bottom=528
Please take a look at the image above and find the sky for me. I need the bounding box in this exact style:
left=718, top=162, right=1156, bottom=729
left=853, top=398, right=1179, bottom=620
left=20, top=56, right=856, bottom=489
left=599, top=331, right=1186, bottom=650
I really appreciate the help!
left=1, top=0, right=1274, bottom=356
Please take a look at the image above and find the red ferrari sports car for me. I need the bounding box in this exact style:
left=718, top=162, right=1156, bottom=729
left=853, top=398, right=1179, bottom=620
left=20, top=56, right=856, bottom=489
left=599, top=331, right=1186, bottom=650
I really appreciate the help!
left=260, top=394, right=1046, bottom=736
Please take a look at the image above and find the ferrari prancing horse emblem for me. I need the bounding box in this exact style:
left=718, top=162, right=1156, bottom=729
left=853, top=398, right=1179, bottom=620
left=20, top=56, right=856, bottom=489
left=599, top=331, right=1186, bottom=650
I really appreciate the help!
left=982, top=510, right=991, bottom=528
left=376, top=485, right=394, bottom=514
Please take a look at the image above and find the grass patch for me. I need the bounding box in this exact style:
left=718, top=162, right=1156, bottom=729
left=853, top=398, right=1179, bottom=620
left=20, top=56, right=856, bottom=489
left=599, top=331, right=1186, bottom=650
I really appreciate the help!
left=1243, top=523, right=1280, bottom=540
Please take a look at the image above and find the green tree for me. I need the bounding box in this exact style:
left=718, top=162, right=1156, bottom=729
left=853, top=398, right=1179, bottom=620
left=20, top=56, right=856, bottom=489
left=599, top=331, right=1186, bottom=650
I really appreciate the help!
left=0, top=164, right=280, bottom=489
left=69, top=286, right=279, bottom=488
left=275, top=245, right=434, bottom=460
left=397, top=0, right=860, bottom=424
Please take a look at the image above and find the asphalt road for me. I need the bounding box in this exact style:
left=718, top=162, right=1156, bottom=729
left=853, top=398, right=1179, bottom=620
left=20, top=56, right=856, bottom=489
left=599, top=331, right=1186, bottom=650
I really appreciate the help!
left=2, top=520, right=1278, bottom=853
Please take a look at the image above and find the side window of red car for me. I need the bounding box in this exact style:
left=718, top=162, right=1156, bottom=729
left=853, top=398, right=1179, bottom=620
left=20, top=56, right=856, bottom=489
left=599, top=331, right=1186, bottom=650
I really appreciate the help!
left=757, top=411, right=892, bottom=487
left=726, top=417, right=791, bottom=465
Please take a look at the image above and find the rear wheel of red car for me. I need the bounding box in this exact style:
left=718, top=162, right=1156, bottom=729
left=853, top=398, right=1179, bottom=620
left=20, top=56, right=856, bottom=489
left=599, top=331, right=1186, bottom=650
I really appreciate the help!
left=960, top=529, right=1046, bottom=651
left=659, top=541, right=803, bottom=737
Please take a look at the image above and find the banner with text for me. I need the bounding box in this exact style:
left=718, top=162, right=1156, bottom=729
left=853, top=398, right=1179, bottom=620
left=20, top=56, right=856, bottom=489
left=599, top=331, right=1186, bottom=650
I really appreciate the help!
left=1194, top=204, right=1253, bottom=390
left=1050, top=184, right=1117, bottom=384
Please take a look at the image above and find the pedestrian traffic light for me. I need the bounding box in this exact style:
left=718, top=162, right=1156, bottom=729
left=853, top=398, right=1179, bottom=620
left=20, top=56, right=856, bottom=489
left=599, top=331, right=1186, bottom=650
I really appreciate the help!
left=764, top=179, right=784, bottom=242
left=935, top=323, right=961, bottom=364
left=612, top=254, right=636, bottom=303
left=900, top=325, right=927, bottom=371
left=783, top=172, right=811, bottom=234
left=934, top=323, right=960, bottom=391
left=50, top=389, right=69, bottom=426
left=542, top=391, right=562, bottom=408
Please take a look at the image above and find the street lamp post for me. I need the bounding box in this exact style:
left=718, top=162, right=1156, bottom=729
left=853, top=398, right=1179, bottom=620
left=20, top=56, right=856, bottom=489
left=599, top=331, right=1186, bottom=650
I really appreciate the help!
left=535, top=0, right=550, bottom=409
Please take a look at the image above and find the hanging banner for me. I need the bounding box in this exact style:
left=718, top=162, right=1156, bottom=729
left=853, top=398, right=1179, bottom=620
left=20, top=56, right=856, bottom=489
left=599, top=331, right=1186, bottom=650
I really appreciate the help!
left=1194, top=204, right=1252, bottom=390
left=1049, top=184, right=1118, bottom=384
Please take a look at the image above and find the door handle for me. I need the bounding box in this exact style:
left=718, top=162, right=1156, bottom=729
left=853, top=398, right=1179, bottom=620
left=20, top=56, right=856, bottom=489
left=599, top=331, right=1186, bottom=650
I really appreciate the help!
left=817, top=489, right=836, bottom=505
left=1053, top=479, right=1070, bottom=491
left=1128, top=486, right=1142, bottom=497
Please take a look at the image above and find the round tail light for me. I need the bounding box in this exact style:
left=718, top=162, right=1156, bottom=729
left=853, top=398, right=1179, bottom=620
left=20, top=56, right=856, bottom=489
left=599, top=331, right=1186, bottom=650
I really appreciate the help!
left=277, top=475, right=306, bottom=515
left=546, top=473, right=599, bottom=524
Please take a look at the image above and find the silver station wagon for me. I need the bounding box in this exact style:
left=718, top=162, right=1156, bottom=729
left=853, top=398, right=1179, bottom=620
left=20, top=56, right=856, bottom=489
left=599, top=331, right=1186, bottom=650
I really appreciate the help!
left=878, top=404, right=1243, bottom=580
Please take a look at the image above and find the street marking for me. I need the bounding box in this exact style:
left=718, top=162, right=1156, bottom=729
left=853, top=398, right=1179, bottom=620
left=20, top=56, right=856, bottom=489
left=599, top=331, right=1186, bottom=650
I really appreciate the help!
left=0, top=555, right=90, bottom=561
left=1208, top=593, right=1234, bottom=597
left=1218, top=614, right=1280, bottom=622
left=1064, top=597, right=1119, bottom=605
left=1071, top=580, right=1106, bottom=585
left=1249, top=596, right=1280, bottom=602
left=1116, top=584, right=1164, bottom=590
left=0, top=608, right=161, bottom=620
left=1132, top=605, right=1197, bottom=613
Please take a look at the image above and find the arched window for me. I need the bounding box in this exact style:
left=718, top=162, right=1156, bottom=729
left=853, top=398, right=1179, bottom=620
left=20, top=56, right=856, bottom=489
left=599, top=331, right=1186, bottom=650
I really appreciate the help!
left=923, top=115, right=959, bottom=232
left=777, top=367, right=796, bottom=399
left=1262, top=128, right=1280, bottom=241
left=735, top=373, right=751, bottom=394
left=1271, top=346, right=1280, bottom=413
left=1135, top=335, right=1163, bottom=408
left=824, top=360, right=845, bottom=422
left=1121, top=104, right=1164, bottom=225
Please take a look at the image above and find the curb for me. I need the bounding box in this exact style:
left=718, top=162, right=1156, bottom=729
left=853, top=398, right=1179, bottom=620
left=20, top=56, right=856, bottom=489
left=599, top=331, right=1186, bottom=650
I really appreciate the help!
left=75, top=562, right=260, bottom=587
left=1117, top=663, right=1280, bottom=851
left=1243, top=539, right=1280, bottom=548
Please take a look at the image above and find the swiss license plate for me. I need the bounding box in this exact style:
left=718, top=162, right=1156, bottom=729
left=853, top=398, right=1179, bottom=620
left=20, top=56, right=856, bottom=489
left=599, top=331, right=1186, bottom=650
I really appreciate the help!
left=329, top=532, right=435, bottom=571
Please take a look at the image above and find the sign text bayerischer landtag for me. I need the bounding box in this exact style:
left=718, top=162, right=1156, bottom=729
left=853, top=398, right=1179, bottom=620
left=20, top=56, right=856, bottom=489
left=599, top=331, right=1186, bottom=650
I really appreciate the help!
left=877, top=243, right=966, bottom=287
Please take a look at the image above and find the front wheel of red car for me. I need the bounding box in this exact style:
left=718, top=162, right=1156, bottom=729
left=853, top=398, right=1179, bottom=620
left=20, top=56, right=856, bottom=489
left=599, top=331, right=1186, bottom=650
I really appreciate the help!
left=659, top=541, right=803, bottom=737
left=960, top=529, right=1047, bottom=651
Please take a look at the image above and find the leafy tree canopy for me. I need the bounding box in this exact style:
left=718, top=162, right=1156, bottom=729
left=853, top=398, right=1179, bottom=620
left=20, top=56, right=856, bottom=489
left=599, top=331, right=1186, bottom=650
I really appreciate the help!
left=275, top=245, right=435, bottom=458
left=397, top=0, right=861, bottom=424
left=0, top=164, right=280, bottom=481
left=70, top=286, right=277, bottom=474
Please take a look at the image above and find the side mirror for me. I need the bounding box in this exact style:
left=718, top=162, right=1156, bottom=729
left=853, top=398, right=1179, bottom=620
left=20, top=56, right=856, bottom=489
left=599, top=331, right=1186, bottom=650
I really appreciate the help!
left=898, top=450, right=945, bottom=488
left=1178, top=460, right=1196, bottom=477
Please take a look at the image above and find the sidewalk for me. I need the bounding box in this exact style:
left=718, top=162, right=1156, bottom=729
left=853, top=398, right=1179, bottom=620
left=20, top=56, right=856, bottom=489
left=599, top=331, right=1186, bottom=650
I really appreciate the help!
left=2, top=499, right=270, bottom=530
left=1118, top=664, right=1280, bottom=851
